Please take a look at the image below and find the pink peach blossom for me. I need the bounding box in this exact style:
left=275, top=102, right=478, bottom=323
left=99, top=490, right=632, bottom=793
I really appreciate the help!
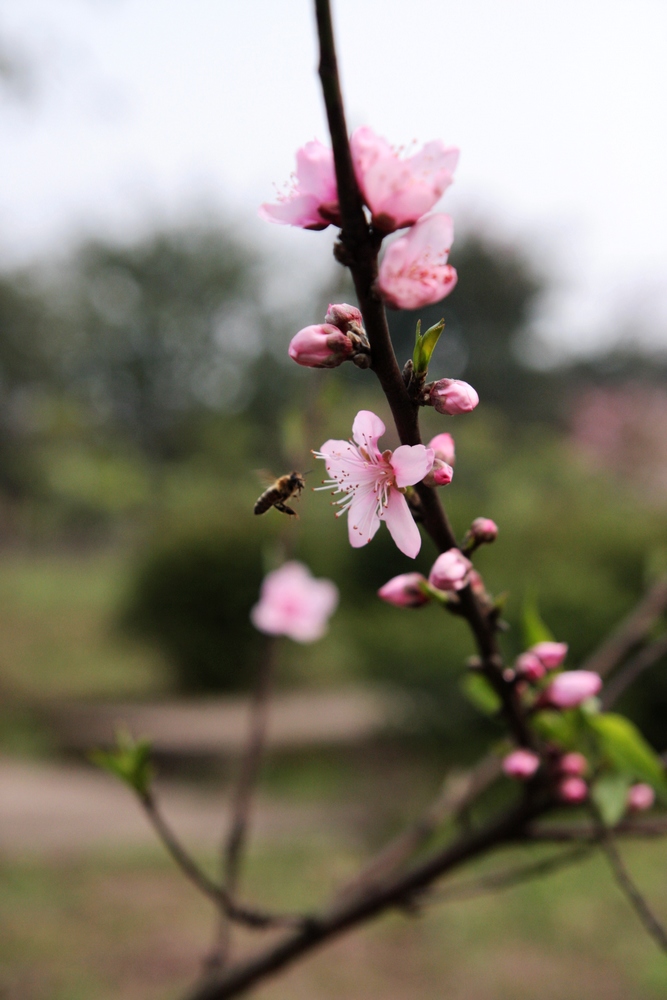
left=557, top=776, right=588, bottom=803
left=530, top=641, right=568, bottom=670
left=350, top=126, right=459, bottom=232
left=428, top=549, right=473, bottom=592
left=378, top=573, right=430, bottom=608
left=314, top=410, right=434, bottom=558
left=428, top=432, right=456, bottom=466
left=288, top=324, right=354, bottom=368
left=430, top=378, right=479, bottom=415
left=259, top=140, right=339, bottom=230
left=503, top=749, right=541, bottom=780
left=250, top=561, right=338, bottom=643
left=558, top=752, right=588, bottom=777
left=627, top=783, right=655, bottom=812
left=377, top=214, right=458, bottom=311
left=545, top=670, right=602, bottom=709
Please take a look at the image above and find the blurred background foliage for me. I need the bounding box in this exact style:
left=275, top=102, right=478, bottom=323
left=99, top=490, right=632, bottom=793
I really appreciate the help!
left=1, top=216, right=667, bottom=756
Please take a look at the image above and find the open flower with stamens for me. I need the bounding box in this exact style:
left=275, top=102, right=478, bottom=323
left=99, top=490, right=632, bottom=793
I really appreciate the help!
left=259, top=140, right=340, bottom=230
left=314, top=410, right=434, bottom=558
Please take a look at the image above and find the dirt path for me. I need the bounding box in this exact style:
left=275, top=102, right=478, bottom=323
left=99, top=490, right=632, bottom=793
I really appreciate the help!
left=0, top=756, right=349, bottom=853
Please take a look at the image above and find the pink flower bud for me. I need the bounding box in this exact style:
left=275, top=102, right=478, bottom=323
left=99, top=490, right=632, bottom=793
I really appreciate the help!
left=428, top=549, right=472, bottom=592
left=430, top=378, right=479, bottom=415
left=545, top=670, right=602, bottom=709
left=503, top=749, right=541, bottom=780
left=423, top=458, right=454, bottom=488
left=529, top=641, right=568, bottom=670
left=516, top=651, right=546, bottom=682
left=378, top=572, right=430, bottom=608
left=557, top=776, right=588, bottom=803
left=428, top=432, right=456, bottom=466
left=288, top=324, right=354, bottom=368
left=470, top=517, right=498, bottom=544
left=627, top=783, right=655, bottom=812
left=325, top=302, right=363, bottom=333
left=558, top=752, right=588, bottom=777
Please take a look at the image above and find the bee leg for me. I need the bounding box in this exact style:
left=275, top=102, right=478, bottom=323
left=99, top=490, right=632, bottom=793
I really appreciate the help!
left=275, top=503, right=298, bottom=517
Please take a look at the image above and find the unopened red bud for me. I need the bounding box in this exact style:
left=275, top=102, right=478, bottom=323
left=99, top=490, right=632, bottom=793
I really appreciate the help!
left=325, top=302, right=364, bottom=333
left=516, top=651, right=546, bottom=682
left=470, top=517, right=498, bottom=544
left=430, top=378, right=479, bottom=415
left=428, top=549, right=472, bottom=592
left=423, top=458, right=453, bottom=488
left=428, top=432, right=456, bottom=466
left=557, top=776, right=588, bottom=803
left=288, top=324, right=354, bottom=368
left=530, top=641, right=568, bottom=670
left=558, top=752, right=588, bottom=777
left=545, top=670, right=601, bottom=709
left=503, top=749, right=540, bottom=780
left=378, top=573, right=430, bottom=608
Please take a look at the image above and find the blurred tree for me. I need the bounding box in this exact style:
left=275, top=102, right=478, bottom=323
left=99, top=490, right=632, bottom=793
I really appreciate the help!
left=53, top=225, right=269, bottom=461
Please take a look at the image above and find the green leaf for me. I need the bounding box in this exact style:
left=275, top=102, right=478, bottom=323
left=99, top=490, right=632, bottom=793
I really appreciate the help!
left=460, top=673, right=502, bottom=715
left=90, top=730, right=153, bottom=797
left=533, top=709, right=579, bottom=749
left=591, top=772, right=632, bottom=827
left=521, top=591, right=554, bottom=648
left=588, top=713, right=667, bottom=798
left=412, top=318, right=444, bottom=374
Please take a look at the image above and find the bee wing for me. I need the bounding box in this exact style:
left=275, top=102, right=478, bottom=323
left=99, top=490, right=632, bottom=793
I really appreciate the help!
left=254, top=469, right=277, bottom=487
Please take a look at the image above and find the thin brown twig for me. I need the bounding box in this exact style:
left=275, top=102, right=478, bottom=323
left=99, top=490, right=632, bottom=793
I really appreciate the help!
left=601, top=632, right=667, bottom=709
left=429, top=843, right=593, bottom=904
left=595, top=817, right=667, bottom=953
left=582, top=574, right=667, bottom=679
left=141, top=789, right=301, bottom=929
left=522, top=817, right=667, bottom=842
left=210, top=636, right=279, bottom=968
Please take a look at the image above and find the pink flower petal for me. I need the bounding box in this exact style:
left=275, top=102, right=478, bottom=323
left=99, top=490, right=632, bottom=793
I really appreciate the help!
left=382, top=489, right=422, bottom=558
left=352, top=410, right=386, bottom=457
left=347, top=488, right=382, bottom=548
left=250, top=561, right=339, bottom=643
left=378, top=214, right=458, bottom=311
left=390, top=444, right=435, bottom=489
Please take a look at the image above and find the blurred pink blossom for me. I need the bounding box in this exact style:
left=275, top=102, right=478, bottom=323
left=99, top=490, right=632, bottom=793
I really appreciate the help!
left=428, top=549, right=472, bottom=592
left=530, top=641, right=568, bottom=670
left=377, top=214, right=457, bottom=310
left=288, top=324, right=354, bottom=368
left=558, top=752, right=588, bottom=776
left=315, top=410, right=433, bottom=557
left=557, top=776, right=588, bottom=803
left=503, top=749, right=540, bottom=780
left=259, top=140, right=339, bottom=230
left=378, top=572, right=430, bottom=608
left=250, top=561, right=338, bottom=643
left=430, top=378, right=479, bottom=415
left=545, top=670, right=602, bottom=708
left=627, top=783, right=655, bottom=812
left=350, top=126, right=459, bottom=232
left=515, top=651, right=546, bottom=682
left=428, top=432, right=456, bottom=466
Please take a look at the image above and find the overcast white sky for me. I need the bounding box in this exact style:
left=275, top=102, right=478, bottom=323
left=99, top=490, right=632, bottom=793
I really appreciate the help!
left=0, top=0, right=666, bottom=358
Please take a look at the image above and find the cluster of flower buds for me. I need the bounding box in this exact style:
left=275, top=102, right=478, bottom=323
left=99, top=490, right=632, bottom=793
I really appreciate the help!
left=261, top=127, right=460, bottom=312
left=554, top=751, right=589, bottom=803
left=515, top=641, right=569, bottom=683
left=289, top=303, right=371, bottom=370
left=378, top=547, right=475, bottom=609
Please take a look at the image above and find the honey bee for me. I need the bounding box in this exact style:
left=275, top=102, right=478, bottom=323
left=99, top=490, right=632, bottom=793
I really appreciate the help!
left=254, top=471, right=306, bottom=517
